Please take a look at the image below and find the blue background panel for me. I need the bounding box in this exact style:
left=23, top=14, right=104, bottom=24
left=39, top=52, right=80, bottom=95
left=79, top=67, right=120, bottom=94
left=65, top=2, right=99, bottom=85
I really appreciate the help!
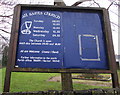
left=63, top=12, right=108, bottom=69
left=16, top=10, right=63, bottom=68
left=15, top=10, right=108, bottom=69
left=80, top=35, right=98, bottom=59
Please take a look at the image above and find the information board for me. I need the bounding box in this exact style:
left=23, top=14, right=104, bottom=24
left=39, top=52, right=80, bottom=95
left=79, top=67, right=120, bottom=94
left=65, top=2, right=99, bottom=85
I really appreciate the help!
left=4, top=6, right=119, bottom=92
left=16, top=10, right=63, bottom=68
left=15, top=8, right=108, bottom=69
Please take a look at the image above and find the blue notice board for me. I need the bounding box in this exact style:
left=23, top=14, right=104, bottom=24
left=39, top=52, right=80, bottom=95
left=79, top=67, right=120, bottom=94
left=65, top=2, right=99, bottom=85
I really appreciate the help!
left=16, top=10, right=108, bottom=69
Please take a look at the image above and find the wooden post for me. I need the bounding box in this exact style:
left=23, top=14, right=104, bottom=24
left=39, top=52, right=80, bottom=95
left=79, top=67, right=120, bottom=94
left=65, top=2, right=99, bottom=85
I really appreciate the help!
left=61, top=73, right=73, bottom=91
left=54, top=0, right=66, bottom=6
left=3, top=30, right=13, bottom=92
left=3, top=39, right=13, bottom=92
left=3, top=5, right=21, bottom=92
left=111, top=72, right=119, bottom=88
left=54, top=0, right=73, bottom=91
left=3, top=67, right=12, bottom=92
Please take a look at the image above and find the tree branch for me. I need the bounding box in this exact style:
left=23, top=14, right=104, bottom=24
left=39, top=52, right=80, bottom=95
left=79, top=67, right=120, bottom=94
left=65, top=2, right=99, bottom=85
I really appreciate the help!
left=107, top=1, right=114, bottom=10
left=113, top=2, right=120, bottom=7
left=110, top=21, right=120, bottom=28
left=0, top=34, right=8, bottom=42
left=0, top=29, right=10, bottom=34
left=72, top=1, right=83, bottom=6
left=92, top=0, right=100, bottom=7
left=0, top=19, right=12, bottom=25
left=0, top=14, right=13, bottom=18
left=72, top=0, right=92, bottom=6
left=1, top=0, right=16, bottom=6
left=110, top=10, right=120, bottom=18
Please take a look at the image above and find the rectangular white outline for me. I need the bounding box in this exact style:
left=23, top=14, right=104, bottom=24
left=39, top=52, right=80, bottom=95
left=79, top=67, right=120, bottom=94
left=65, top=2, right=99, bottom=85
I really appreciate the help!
left=78, top=34, right=100, bottom=61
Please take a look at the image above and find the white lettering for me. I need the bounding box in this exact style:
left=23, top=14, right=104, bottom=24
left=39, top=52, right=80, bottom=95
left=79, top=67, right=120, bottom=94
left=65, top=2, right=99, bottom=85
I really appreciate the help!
left=34, top=20, right=44, bottom=23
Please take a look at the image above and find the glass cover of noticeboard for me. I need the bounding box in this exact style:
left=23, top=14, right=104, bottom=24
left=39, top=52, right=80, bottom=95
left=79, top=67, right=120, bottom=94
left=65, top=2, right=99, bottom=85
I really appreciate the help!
left=15, top=10, right=108, bottom=69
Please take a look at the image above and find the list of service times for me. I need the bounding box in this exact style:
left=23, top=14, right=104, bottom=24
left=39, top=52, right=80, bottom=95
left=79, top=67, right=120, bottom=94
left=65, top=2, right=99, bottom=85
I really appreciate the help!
left=16, top=11, right=62, bottom=66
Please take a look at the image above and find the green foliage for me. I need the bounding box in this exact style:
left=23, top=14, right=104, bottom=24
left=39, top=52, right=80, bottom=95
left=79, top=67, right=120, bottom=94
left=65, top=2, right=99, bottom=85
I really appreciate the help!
left=0, top=62, right=2, bottom=68
left=2, top=55, right=7, bottom=67
left=2, top=46, right=8, bottom=67
left=117, top=70, right=120, bottom=85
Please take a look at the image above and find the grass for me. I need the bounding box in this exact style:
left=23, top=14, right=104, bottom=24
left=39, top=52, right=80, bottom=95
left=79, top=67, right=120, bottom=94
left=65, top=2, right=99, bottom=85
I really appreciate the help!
left=2, top=68, right=61, bottom=92
left=1, top=68, right=117, bottom=92
left=0, top=68, right=2, bottom=93
left=118, top=70, right=120, bottom=83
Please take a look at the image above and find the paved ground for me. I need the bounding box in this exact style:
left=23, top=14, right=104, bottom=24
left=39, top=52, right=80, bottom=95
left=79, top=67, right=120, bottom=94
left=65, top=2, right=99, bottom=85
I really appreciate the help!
left=48, top=75, right=112, bottom=87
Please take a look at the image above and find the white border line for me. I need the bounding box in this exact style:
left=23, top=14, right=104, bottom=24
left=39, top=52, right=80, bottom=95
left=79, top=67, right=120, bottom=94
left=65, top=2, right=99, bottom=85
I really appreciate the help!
left=78, top=35, right=82, bottom=55
left=78, top=34, right=100, bottom=61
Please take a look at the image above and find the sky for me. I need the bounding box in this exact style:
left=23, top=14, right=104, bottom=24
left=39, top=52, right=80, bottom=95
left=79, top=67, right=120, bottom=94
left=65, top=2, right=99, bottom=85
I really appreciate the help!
left=1, top=0, right=119, bottom=54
